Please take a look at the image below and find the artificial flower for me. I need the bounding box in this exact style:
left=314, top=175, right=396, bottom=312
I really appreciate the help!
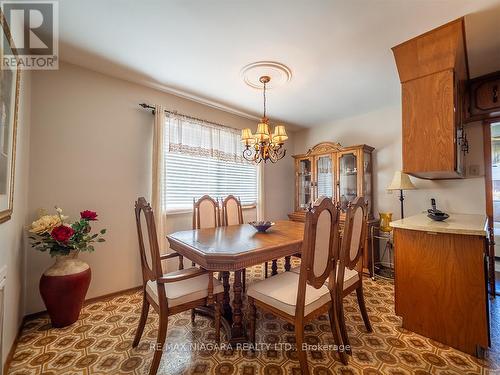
left=29, top=215, right=66, bottom=234
left=51, top=225, right=75, bottom=243
left=80, top=210, right=98, bottom=221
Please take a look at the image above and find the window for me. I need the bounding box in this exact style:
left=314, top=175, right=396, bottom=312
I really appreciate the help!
left=162, top=114, right=258, bottom=213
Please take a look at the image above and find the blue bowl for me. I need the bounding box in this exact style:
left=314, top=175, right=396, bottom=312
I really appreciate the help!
left=249, top=221, right=275, bottom=233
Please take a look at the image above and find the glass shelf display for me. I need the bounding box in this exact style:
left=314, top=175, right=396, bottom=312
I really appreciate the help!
left=298, top=159, right=312, bottom=209
left=290, top=142, right=374, bottom=221
left=316, top=155, right=333, bottom=198
left=339, top=152, right=358, bottom=211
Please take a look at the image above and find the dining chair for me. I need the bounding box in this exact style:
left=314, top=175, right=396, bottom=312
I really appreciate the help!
left=193, top=195, right=221, bottom=229
left=192, top=195, right=221, bottom=321
left=335, top=196, right=372, bottom=353
left=248, top=197, right=348, bottom=375
left=133, top=197, right=224, bottom=375
left=221, top=195, right=248, bottom=290
left=290, top=196, right=372, bottom=356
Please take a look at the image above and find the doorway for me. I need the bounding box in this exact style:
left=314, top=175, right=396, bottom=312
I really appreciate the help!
left=492, top=123, right=500, bottom=274
left=485, top=121, right=500, bottom=296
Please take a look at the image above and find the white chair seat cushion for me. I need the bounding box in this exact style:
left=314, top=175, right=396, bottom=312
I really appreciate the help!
left=146, top=268, right=224, bottom=307
left=290, top=266, right=359, bottom=290
left=247, top=271, right=331, bottom=316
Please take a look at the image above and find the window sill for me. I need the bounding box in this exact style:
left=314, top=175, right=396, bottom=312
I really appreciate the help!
left=166, top=204, right=256, bottom=216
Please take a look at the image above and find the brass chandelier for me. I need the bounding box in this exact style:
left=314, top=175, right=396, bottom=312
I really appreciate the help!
left=241, top=76, right=288, bottom=163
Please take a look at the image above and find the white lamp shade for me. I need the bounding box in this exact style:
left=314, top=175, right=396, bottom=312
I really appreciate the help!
left=387, top=171, right=416, bottom=190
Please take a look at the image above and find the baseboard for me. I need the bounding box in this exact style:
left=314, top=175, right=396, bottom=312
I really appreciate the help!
left=23, top=285, right=142, bottom=321
left=84, top=285, right=142, bottom=305
left=4, top=285, right=142, bottom=374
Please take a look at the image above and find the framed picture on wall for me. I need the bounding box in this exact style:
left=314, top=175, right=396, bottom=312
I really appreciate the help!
left=0, top=10, right=20, bottom=224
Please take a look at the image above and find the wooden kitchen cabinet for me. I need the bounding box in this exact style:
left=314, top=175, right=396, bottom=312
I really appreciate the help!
left=466, top=71, right=500, bottom=121
left=392, top=18, right=469, bottom=179
left=401, top=70, right=457, bottom=176
left=391, top=214, right=490, bottom=357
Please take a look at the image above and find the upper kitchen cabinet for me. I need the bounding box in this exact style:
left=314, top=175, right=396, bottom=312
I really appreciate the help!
left=466, top=71, right=500, bottom=121
left=392, top=18, right=469, bottom=179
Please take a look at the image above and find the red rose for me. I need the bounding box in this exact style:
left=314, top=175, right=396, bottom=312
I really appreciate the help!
left=80, top=210, right=98, bottom=221
left=51, top=225, right=74, bottom=243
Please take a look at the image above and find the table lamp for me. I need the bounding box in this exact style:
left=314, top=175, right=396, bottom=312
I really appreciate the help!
left=387, top=171, right=416, bottom=218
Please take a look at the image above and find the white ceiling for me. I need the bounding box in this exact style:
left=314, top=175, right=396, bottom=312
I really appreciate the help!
left=59, top=0, right=500, bottom=128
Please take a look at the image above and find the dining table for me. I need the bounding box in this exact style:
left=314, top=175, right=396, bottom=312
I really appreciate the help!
left=166, top=220, right=304, bottom=343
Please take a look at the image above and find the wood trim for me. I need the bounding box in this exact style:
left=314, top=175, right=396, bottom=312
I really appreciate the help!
left=484, top=123, right=493, bottom=224
left=0, top=10, right=21, bottom=225
left=482, top=118, right=500, bottom=296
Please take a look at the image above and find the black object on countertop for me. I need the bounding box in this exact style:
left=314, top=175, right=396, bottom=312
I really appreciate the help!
left=427, top=198, right=449, bottom=221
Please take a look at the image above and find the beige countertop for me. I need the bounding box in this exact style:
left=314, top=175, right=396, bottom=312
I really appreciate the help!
left=389, top=212, right=488, bottom=236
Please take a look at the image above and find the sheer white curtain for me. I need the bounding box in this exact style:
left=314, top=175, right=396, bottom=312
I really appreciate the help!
left=166, top=113, right=247, bottom=163
left=152, top=105, right=168, bottom=256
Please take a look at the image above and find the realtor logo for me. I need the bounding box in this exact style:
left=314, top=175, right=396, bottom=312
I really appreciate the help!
left=1, top=1, right=58, bottom=70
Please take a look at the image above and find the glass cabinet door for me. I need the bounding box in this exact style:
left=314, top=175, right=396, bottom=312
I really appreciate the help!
left=297, top=158, right=312, bottom=210
left=338, top=152, right=358, bottom=211
left=315, top=155, right=333, bottom=199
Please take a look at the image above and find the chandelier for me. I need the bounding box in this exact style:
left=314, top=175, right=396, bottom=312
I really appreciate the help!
left=241, top=76, right=288, bottom=163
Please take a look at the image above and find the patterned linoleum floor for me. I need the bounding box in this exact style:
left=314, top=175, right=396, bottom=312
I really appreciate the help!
left=7, top=260, right=500, bottom=375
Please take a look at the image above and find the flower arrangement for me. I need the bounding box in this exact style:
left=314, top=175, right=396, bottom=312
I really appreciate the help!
left=28, top=207, right=106, bottom=257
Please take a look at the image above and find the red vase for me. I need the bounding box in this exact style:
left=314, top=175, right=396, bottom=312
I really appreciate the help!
left=39, top=251, right=91, bottom=328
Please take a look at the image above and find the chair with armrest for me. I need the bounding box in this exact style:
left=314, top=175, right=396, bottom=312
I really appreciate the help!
left=133, top=197, right=223, bottom=375
left=247, top=197, right=348, bottom=375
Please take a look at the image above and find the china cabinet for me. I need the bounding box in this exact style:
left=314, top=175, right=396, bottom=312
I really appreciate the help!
left=288, top=142, right=376, bottom=275
left=289, top=142, right=374, bottom=220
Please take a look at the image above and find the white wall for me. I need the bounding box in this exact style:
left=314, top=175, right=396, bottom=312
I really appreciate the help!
left=293, top=105, right=486, bottom=220
left=26, top=62, right=295, bottom=314
left=0, top=72, right=30, bottom=367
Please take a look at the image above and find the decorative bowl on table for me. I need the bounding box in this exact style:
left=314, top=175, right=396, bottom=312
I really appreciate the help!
left=249, top=221, right=275, bottom=233
left=427, top=212, right=450, bottom=221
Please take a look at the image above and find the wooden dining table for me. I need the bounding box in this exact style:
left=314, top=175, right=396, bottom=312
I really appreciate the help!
left=167, top=220, right=304, bottom=343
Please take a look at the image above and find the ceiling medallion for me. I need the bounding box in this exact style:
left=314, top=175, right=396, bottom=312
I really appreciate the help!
left=240, top=75, right=288, bottom=164
left=240, top=61, right=292, bottom=89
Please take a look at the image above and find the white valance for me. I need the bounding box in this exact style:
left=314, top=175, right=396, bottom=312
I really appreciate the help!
left=166, top=113, right=247, bottom=164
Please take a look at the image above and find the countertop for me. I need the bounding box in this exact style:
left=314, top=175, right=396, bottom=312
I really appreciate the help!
left=389, top=212, right=488, bottom=236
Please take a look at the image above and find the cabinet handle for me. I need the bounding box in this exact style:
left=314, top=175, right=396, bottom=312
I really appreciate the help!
left=493, top=84, right=498, bottom=104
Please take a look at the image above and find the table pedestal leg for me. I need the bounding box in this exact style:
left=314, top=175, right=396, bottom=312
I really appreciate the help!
left=229, top=270, right=247, bottom=343
left=221, top=271, right=232, bottom=320
left=271, top=259, right=278, bottom=276
left=284, top=256, right=291, bottom=272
